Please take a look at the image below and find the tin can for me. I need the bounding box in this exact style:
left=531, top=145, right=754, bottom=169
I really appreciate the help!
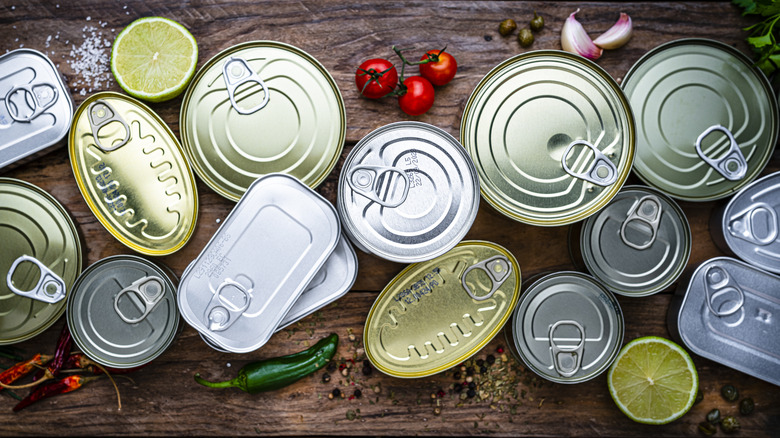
left=0, top=178, right=82, bottom=344
left=711, top=171, right=780, bottom=274
left=507, top=272, right=624, bottom=383
left=0, top=49, right=72, bottom=171
left=622, top=39, right=778, bottom=201
left=338, top=122, right=480, bottom=263
left=668, top=257, right=780, bottom=386
left=180, top=41, right=346, bottom=202
left=178, top=173, right=340, bottom=353
left=461, top=51, right=634, bottom=226
left=579, top=185, right=691, bottom=296
left=69, top=91, right=198, bottom=256
left=364, top=241, right=521, bottom=378
left=67, top=255, right=179, bottom=368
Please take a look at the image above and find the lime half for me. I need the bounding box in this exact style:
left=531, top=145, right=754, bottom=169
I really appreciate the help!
left=607, top=336, right=698, bottom=425
left=111, top=17, right=198, bottom=102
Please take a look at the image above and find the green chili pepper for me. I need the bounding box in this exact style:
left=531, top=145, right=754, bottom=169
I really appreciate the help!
left=194, top=333, right=338, bottom=394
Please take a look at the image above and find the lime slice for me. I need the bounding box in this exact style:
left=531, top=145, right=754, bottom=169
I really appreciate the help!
left=110, top=17, right=198, bottom=102
left=607, top=336, right=698, bottom=425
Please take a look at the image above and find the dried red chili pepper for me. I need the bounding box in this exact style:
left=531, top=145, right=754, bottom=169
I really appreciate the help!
left=61, top=353, right=141, bottom=376
left=32, top=324, right=72, bottom=382
left=0, top=354, right=52, bottom=386
left=12, top=375, right=100, bottom=411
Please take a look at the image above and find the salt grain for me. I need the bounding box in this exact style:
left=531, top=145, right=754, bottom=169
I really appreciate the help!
left=67, top=24, right=113, bottom=96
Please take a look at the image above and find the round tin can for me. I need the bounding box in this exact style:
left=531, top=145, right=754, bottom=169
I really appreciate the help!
left=69, top=91, right=198, bottom=256
left=0, top=178, right=82, bottom=344
left=364, top=241, right=521, bottom=378
left=461, top=51, right=634, bottom=226
left=180, top=41, right=346, bottom=201
left=508, top=272, right=624, bottom=383
left=338, top=122, right=479, bottom=263
left=579, top=185, right=691, bottom=296
left=622, top=39, right=778, bottom=201
left=67, top=255, right=179, bottom=368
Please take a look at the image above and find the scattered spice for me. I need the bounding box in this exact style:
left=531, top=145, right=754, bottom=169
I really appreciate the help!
left=721, top=384, right=739, bottom=402
left=353, top=389, right=362, bottom=399
left=699, top=421, right=717, bottom=436
left=706, top=408, right=721, bottom=425
left=739, top=398, right=754, bottom=415
left=433, top=406, right=442, bottom=416
left=486, top=355, right=496, bottom=365
left=499, top=19, right=517, bottom=36
left=346, top=409, right=357, bottom=421
left=695, top=389, right=704, bottom=405
left=332, top=388, right=341, bottom=398
left=720, top=416, right=740, bottom=433
left=322, top=373, right=331, bottom=384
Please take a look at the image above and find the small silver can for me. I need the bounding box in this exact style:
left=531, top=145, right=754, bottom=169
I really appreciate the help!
left=0, top=49, right=72, bottom=171
left=338, top=122, right=480, bottom=263
left=507, top=272, right=624, bottom=384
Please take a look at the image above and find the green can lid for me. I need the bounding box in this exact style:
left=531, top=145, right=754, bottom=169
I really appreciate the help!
left=622, top=39, right=778, bottom=201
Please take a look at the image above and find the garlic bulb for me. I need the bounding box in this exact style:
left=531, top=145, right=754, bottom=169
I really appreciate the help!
left=593, top=13, right=633, bottom=50
left=561, top=9, right=602, bottom=60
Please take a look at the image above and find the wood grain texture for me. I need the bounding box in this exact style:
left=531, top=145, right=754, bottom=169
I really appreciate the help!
left=1, top=1, right=780, bottom=435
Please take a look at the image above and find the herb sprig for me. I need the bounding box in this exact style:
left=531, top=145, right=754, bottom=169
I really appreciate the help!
left=734, top=0, right=780, bottom=75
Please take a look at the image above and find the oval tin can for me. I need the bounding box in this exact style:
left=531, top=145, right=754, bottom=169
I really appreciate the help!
left=668, top=257, right=780, bottom=386
left=712, top=171, right=780, bottom=274
left=461, top=51, right=634, bottom=226
left=579, top=185, right=691, bottom=296
left=338, top=122, right=480, bottom=263
left=180, top=41, right=346, bottom=201
left=67, top=255, right=179, bottom=368
left=364, top=241, right=521, bottom=378
left=508, top=272, right=624, bottom=383
left=622, top=39, right=778, bottom=202
left=178, top=173, right=340, bottom=353
left=69, top=91, right=198, bottom=256
left=0, top=178, right=82, bottom=344
left=0, top=49, right=72, bottom=171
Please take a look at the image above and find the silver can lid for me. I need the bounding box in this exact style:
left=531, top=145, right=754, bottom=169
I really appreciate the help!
left=67, top=255, right=179, bottom=368
left=0, top=49, right=72, bottom=169
left=338, top=122, right=479, bottom=263
left=510, top=272, right=624, bottom=383
left=178, top=173, right=340, bottom=353
left=580, top=186, right=691, bottom=296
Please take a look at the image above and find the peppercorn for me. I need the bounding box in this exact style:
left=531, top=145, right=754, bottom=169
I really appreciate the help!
left=721, top=384, right=739, bottom=402
left=341, top=367, right=349, bottom=377
left=480, top=366, right=487, bottom=374
left=332, top=388, right=341, bottom=398
left=476, top=359, right=485, bottom=367
left=530, top=12, right=544, bottom=32
left=433, top=406, right=442, bottom=416
left=362, top=360, right=370, bottom=367
left=484, top=35, right=493, bottom=42
left=486, top=354, right=496, bottom=365
left=466, top=367, right=475, bottom=376
left=322, top=372, right=331, bottom=384
left=437, top=389, right=446, bottom=398
left=496, top=346, right=504, bottom=354
left=430, top=392, right=437, bottom=399
left=518, top=28, right=534, bottom=47
left=454, top=383, right=463, bottom=393
left=720, top=416, right=740, bottom=433
left=326, top=362, right=337, bottom=373
left=698, top=421, right=717, bottom=436
left=453, top=371, right=461, bottom=380
left=354, top=389, right=362, bottom=399
left=362, top=366, right=372, bottom=376
left=467, top=389, right=476, bottom=398
left=498, top=19, right=517, bottom=37
left=465, top=376, right=473, bottom=383
left=706, top=408, right=721, bottom=425
left=468, top=381, right=476, bottom=390
left=739, top=397, right=755, bottom=415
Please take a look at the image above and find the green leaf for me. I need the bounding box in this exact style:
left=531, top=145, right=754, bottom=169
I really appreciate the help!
left=733, top=0, right=758, bottom=15
left=748, top=33, right=775, bottom=47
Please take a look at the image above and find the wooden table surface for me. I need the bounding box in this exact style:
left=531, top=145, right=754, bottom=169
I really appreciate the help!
left=2, top=1, right=780, bottom=435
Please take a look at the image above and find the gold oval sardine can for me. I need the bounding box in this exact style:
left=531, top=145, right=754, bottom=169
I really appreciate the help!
left=461, top=51, right=635, bottom=226
left=180, top=41, right=346, bottom=201
left=69, top=91, right=198, bottom=256
left=364, top=241, right=521, bottom=378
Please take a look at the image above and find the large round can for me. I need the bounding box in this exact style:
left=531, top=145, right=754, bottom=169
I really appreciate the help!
left=622, top=39, right=778, bottom=201
left=180, top=41, right=346, bottom=201
left=507, top=272, right=624, bottom=383
left=338, top=122, right=479, bottom=263
left=579, top=185, right=691, bottom=296
left=461, top=51, right=634, bottom=226
left=67, top=255, right=179, bottom=368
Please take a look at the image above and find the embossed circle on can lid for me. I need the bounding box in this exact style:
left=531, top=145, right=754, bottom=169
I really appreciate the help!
left=180, top=41, right=346, bottom=202
left=461, top=51, right=634, bottom=226
left=622, top=39, right=778, bottom=201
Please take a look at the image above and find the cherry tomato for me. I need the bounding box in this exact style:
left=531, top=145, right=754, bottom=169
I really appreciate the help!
left=355, top=58, right=398, bottom=99
left=398, top=76, right=434, bottom=116
left=419, top=50, right=457, bottom=86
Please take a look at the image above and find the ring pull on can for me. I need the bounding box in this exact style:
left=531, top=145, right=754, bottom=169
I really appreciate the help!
left=561, top=140, right=618, bottom=187
left=6, top=255, right=67, bottom=304
left=5, top=82, right=58, bottom=122
left=223, top=56, right=269, bottom=115
left=695, top=125, right=747, bottom=182
left=113, top=275, right=165, bottom=324
left=461, top=255, right=511, bottom=301
left=727, top=202, right=779, bottom=246
left=549, top=320, right=585, bottom=378
left=87, top=99, right=130, bottom=152
left=205, top=279, right=253, bottom=332
left=703, top=265, right=745, bottom=317
left=347, top=164, right=410, bottom=208
left=620, top=195, right=663, bottom=250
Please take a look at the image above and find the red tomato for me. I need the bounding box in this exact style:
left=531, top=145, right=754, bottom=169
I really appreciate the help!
left=419, top=50, right=457, bottom=86
left=355, top=58, right=398, bottom=99
left=398, top=76, right=434, bottom=116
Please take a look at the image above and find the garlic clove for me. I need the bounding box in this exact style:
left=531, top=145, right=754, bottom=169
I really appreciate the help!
left=561, top=9, right=602, bottom=60
left=593, top=13, right=633, bottom=50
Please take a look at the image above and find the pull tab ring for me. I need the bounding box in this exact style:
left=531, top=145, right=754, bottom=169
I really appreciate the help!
left=87, top=99, right=130, bottom=152
left=223, top=57, right=269, bottom=115
left=548, top=320, right=585, bottom=378
left=695, top=125, right=747, bottom=181
left=5, top=82, right=59, bottom=122
left=561, top=140, right=618, bottom=187
left=727, top=203, right=779, bottom=246
left=703, top=265, right=745, bottom=317
left=620, top=195, right=663, bottom=250
left=6, top=255, right=67, bottom=304
left=205, top=279, right=252, bottom=332
left=347, top=164, right=410, bottom=208
left=461, top=256, right=512, bottom=301
left=113, top=275, right=166, bottom=324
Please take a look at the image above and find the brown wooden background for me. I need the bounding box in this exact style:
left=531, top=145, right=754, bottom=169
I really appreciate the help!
left=2, top=1, right=780, bottom=435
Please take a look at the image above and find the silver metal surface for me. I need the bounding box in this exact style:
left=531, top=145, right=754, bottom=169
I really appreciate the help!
left=6, top=255, right=66, bottom=304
